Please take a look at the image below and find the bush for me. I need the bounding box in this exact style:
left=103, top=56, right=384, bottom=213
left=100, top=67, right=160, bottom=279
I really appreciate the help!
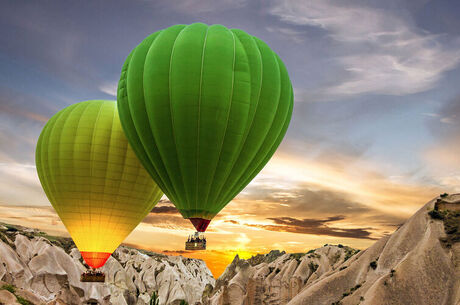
left=351, top=284, right=361, bottom=291
left=439, top=211, right=460, bottom=248
left=179, top=300, right=189, bottom=305
left=308, top=262, right=319, bottom=273
left=428, top=209, right=445, bottom=220
left=369, top=261, right=377, bottom=270
left=16, top=296, right=33, bottom=305
left=150, top=291, right=160, bottom=305
left=344, top=248, right=358, bottom=262
left=1, top=284, right=15, bottom=293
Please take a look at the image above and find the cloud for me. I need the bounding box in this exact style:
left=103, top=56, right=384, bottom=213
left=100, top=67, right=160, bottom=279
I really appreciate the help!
left=266, top=26, right=305, bottom=43
left=237, top=151, right=439, bottom=217
left=251, top=215, right=376, bottom=240
left=0, top=104, right=48, bottom=124
left=238, top=182, right=371, bottom=216
left=164, top=0, right=248, bottom=14
left=0, top=204, right=65, bottom=236
left=99, top=81, right=118, bottom=97
left=141, top=213, right=191, bottom=230
left=0, top=87, right=65, bottom=164
left=151, top=198, right=179, bottom=214
left=423, top=94, right=460, bottom=190
left=151, top=205, right=179, bottom=214
left=270, top=0, right=460, bottom=99
left=0, top=163, right=49, bottom=206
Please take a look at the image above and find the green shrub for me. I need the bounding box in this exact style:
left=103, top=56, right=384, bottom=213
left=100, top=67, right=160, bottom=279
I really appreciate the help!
left=369, top=261, right=377, bottom=270
left=343, top=248, right=359, bottom=262
left=351, top=284, right=361, bottom=292
left=428, top=209, right=445, bottom=220
left=179, top=300, right=189, bottom=305
left=1, top=284, right=15, bottom=293
left=16, top=296, right=33, bottom=305
left=308, top=262, right=319, bottom=273
left=150, top=291, right=160, bottom=305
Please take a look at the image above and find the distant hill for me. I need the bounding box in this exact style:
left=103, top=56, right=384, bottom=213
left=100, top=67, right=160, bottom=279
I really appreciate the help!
left=202, top=194, right=460, bottom=305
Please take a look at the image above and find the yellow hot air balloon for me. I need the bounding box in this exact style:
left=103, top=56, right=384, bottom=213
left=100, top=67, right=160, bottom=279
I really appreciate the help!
left=35, top=100, right=163, bottom=270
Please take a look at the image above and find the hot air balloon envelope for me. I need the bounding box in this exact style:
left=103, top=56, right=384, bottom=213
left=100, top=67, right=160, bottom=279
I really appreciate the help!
left=36, top=100, right=163, bottom=268
left=117, top=23, right=293, bottom=232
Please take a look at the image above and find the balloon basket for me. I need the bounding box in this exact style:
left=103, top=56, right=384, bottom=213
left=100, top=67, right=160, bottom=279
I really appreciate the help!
left=81, top=269, right=105, bottom=282
left=185, top=232, right=206, bottom=250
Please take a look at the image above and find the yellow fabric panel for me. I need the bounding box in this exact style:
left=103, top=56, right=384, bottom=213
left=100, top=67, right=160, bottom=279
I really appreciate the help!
left=36, top=100, right=163, bottom=254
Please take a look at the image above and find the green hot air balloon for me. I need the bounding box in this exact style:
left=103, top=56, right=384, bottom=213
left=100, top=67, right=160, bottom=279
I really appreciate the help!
left=117, top=23, right=293, bottom=235
left=36, top=100, right=163, bottom=271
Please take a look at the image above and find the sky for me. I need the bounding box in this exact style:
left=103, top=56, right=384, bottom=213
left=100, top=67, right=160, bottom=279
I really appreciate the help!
left=1, top=0, right=460, bottom=277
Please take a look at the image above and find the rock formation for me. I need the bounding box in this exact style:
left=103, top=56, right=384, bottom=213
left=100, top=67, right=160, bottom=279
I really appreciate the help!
left=1, top=194, right=459, bottom=305
left=0, top=225, right=214, bottom=305
left=202, top=246, right=358, bottom=305
left=203, top=194, right=460, bottom=305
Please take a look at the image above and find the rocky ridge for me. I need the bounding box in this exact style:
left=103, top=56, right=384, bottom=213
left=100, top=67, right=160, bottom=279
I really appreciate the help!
left=203, top=246, right=359, bottom=305
left=0, top=224, right=214, bottom=305
left=203, top=194, right=460, bottom=305
left=1, top=194, right=459, bottom=305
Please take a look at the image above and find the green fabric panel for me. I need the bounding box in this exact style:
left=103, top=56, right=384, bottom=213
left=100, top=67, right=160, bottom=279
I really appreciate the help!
left=170, top=23, right=208, bottom=209
left=201, top=28, right=251, bottom=210
left=118, top=23, right=293, bottom=220
left=214, top=35, right=282, bottom=206
left=195, top=24, right=235, bottom=214
left=36, top=100, right=163, bottom=254
left=142, top=25, right=188, bottom=205
left=124, top=31, right=178, bottom=201
left=221, top=54, right=294, bottom=206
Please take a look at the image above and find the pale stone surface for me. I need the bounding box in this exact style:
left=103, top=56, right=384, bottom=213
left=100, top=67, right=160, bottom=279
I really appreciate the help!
left=2, top=194, right=459, bottom=305
left=285, top=197, right=460, bottom=305
left=203, top=246, right=358, bottom=305
left=0, top=227, right=215, bottom=305
left=203, top=195, right=460, bottom=305
left=0, top=289, right=20, bottom=305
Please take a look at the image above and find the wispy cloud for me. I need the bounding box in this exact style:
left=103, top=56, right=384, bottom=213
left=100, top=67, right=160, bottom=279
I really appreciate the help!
left=0, top=163, right=48, bottom=206
left=266, top=26, right=305, bottom=43
left=270, top=0, right=460, bottom=100
left=234, top=216, right=376, bottom=239
left=151, top=205, right=179, bottom=214
left=99, top=81, right=118, bottom=97
left=142, top=213, right=191, bottom=230
left=0, top=104, right=48, bottom=123
left=164, top=0, right=248, bottom=14
left=423, top=94, right=460, bottom=188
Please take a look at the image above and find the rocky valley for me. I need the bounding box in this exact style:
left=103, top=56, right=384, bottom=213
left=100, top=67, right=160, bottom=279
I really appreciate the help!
left=0, top=194, right=459, bottom=305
